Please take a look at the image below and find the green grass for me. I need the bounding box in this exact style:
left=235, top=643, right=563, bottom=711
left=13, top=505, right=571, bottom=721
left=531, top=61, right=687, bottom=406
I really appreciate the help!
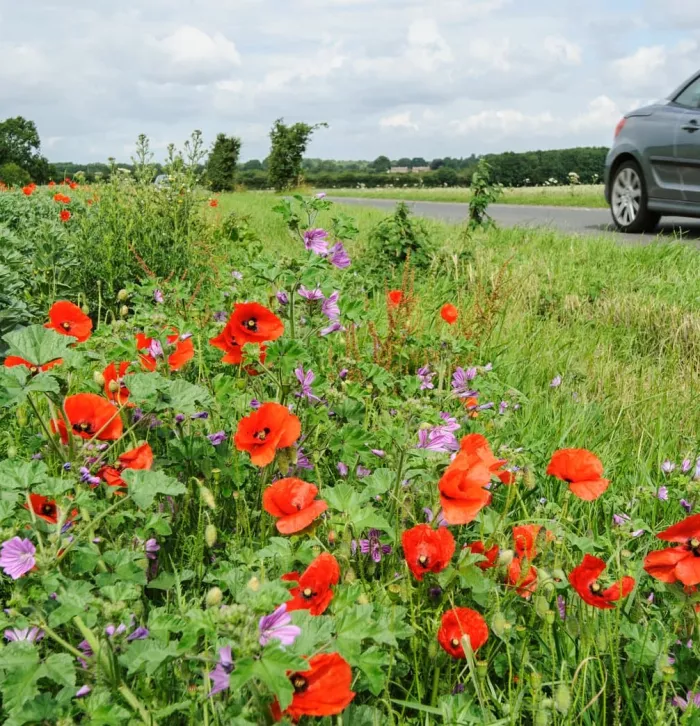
left=321, top=184, right=608, bottom=208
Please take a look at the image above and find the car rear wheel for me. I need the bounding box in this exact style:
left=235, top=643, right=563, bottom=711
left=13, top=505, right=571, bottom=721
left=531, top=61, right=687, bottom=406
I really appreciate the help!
left=610, top=161, right=660, bottom=233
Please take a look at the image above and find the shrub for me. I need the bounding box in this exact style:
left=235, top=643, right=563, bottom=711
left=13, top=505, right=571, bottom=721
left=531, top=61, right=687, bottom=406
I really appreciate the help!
left=367, top=202, right=435, bottom=269
left=0, top=162, right=30, bottom=187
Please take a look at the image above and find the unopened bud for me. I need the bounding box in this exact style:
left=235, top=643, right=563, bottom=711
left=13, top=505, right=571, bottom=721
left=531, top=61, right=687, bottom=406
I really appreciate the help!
left=211, top=469, right=221, bottom=483
left=357, top=593, right=369, bottom=606
left=205, top=524, right=217, bottom=548
left=6, top=446, right=17, bottom=458
left=476, top=660, right=488, bottom=680
left=81, top=304, right=90, bottom=315
left=535, top=596, right=549, bottom=619
left=662, top=665, right=675, bottom=682
left=93, top=371, right=105, bottom=386
left=523, top=467, right=536, bottom=490
left=545, top=610, right=555, bottom=625
left=119, top=305, right=129, bottom=318
left=108, top=380, right=119, bottom=393
left=247, top=576, right=260, bottom=592
left=343, top=568, right=357, bottom=584
left=554, top=683, right=571, bottom=714
left=15, top=406, right=28, bottom=427
left=117, top=289, right=129, bottom=301
left=205, top=587, right=223, bottom=608
left=427, top=642, right=438, bottom=660
left=492, top=612, right=508, bottom=637
left=200, top=486, right=216, bottom=510
left=498, top=549, right=514, bottom=566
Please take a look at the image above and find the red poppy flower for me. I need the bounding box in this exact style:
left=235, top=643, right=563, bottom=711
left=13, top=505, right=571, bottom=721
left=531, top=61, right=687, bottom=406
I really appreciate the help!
left=459, top=433, right=514, bottom=485
left=402, top=524, right=455, bottom=580
left=227, top=302, right=284, bottom=347
left=22, top=185, right=33, bottom=196
left=136, top=332, right=194, bottom=372
left=643, top=514, right=700, bottom=586
left=440, top=303, right=458, bottom=324
left=546, top=448, right=609, bottom=501
left=513, top=524, right=542, bottom=560
left=234, top=402, right=301, bottom=466
left=437, top=607, right=488, bottom=659
left=507, top=557, right=538, bottom=598
left=3, top=356, right=62, bottom=374
left=48, top=181, right=56, bottom=188
left=45, top=301, right=93, bottom=343
left=60, top=210, right=71, bottom=222
left=99, top=442, right=154, bottom=488
left=52, top=393, right=123, bottom=442
left=438, top=457, right=492, bottom=525
left=387, top=290, right=403, bottom=307
left=209, top=319, right=267, bottom=367
left=270, top=652, right=355, bottom=722
left=263, top=478, right=327, bottom=534
left=465, top=541, right=499, bottom=570
left=53, top=193, right=70, bottom=204
left=24, top=494, right=59, bottom=524
left=282, top=553, right=340, bottom=616
left=569, top=554, right=635, bottom=609
left=68, top=181, right=78, bottom=190
left=103, top=362, right=133, bottom=406
left=209, top=199, right=218, bottom=208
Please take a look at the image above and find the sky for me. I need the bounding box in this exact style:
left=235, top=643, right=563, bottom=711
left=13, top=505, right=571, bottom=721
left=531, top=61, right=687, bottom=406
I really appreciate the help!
left=1, top=0, right=699, bottom=162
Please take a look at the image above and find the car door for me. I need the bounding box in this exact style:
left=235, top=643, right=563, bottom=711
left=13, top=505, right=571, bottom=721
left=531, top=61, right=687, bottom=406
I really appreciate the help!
left=670, top=74, right=700, bottom=203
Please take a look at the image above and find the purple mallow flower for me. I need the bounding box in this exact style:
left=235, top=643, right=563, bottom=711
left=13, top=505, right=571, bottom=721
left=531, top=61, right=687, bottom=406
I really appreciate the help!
left=613, top=513, right=630, bottom=526
left=294, top=447, right=314, bottom=471
left=276, top=291, right=289, bottom=305
left=499, top=401, right=509, bottom=415
left=208, top=646, right=234, bottom=696
left=423, top=507, right=448, bottom=527
left=681, top=458, right=692, bottom=473
left=145, top=538, right=160, bottom=560
left=258, top=604, right=301, bottom=648
left=231, top=271, right=243, bottom=281
left=75, top=685, right=91, bottom=698
left=79, top=467, right=101, bottom=486
left=353, top=529, right=392, bottom=562
left=452, top=367, right=478, bottom=398
left=329, top=242, right=351, bottom=269
left=337, top=462, right=349, bottom=477
left=191, top=411, right=209, bottom=420
left=662, top=460, right=676, bottom=474
left=295, top=366, right=321, bottom=402
left=148, top=339, right=164, bottom=359
left=550, top=375, right=562, bottom=388
left=672, top=692, right=700, bottom=711
left=213, top=311, right=228, bottom=323
left=356, top=466, right=371, bottom=478
left=322, top=291, right=340, bottom=321
left=417, top=365, right=435, bottom=390
left=321, top=321, right=344, bottom=336
left=207, top=431, right=227, bottom=446
left=298, top=285, right=324, bottom=301
left=127, top=626, right=150, bottom=642
left=153, top=289, right=164, bottom=304
left=304, top=228, right=329, bottom=255
left=4, top=627, right=44, bottom=642
left=658, top=486, right=669, bottom=501
left=681, top=499, right=693, bottom=513
left=0, top=537, right=36, bottom=580
left=557, top=595, right=566, bottom=620
left=250, top=399, right=261, bottom=410
left=63, top=462, right=72, bottom=471
left=175, top=414, right=186, bottom=424
left=370, top=448, right=385, bottom=458
left=339, top=368, right=348, bottom=380
left=315, top=192, right=327, bottom=199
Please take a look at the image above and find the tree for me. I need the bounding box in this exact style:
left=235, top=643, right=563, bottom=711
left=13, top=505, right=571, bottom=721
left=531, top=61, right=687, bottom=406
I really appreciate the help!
left=0, top=116, right=52, bottom=183
left=0, top=162, right=31, bottom=187
left=242, top=159, right=263, bottom=171
left=430, top=158, right=444, bottom=170
left=267, top=118, right=327, bottom=192
left=411, top=157, right=427, bottom=167
left=397, top=157, right=412, bottom=167
left=369, top=155, right=391, bottom=173
left=206, top=133, right=242, bottom=192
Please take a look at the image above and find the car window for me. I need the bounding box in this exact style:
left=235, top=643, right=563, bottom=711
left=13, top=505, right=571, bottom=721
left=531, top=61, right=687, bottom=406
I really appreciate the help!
left=674, top=77, right=700, bottom=109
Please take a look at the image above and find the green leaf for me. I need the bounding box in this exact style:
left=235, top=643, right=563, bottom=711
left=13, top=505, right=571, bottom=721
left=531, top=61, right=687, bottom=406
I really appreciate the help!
left=252, top=645, right=306, bottom=712
left=0, top=644, right=41, bottom=715
left=88, top=703, right=131, bottom=725
left=42, top=653, right=76, bottom=687
left=126, top=372, right=170, bottom=407
left=3, top=325, right=73, bottom=367
left=363, top=468, right=394, bottom=498
left=122, top=469, right=186, bottom=509
left=34, top=476, right=75, bottom=498
left=0, top=459, right=47, bottom=490
left=0, top=367, right=28, bottom=407
left=146, top=569, right=195, bottom=591
left=288, top=612, right=334, bottom=656
left=121, top=640, right=178, bottom=676
left=229, top=656, right=255, bottom=691
left=166, top=380, right=211, bottom=413
left=11, top=692, right=60, bottom=725
left=354, top=646, right=389, bottom=695
left=353, top=509, right=395, bottom=540
left=324, top=483, right=366, bottom=513
left=48, top=581, right=95, bottom=627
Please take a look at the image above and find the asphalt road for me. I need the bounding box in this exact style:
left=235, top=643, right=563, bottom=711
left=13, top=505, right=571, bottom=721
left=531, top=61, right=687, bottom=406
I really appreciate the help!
left=329, top=197, right=700, bottom=245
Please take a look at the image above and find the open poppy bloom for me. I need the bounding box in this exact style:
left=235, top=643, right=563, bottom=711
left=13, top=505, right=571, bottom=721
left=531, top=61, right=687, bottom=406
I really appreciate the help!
left=209, top=319, right=267, bottom=368
left=103, top=362, right=133, bottom=406
left=513, top=524, right=542, bottom=560
left=465, top=541, right=500, bottom=570
left=136, top=332, right=194, bottom=372
left=440, top=303, right=458, bottom=324
left=234, top=402, right=301, bottom=467
left=270, top=652, right=355, bottom=722
left=282, top=553, right=340, bottom=616
left=569, top=554, right=635, bottom=609
left=402, top=524, right=455, bottom=580
left=45, top=301, right=93, bottom=343
left=437, top=607, right=489, bottom=659
left=3, top=357, right=62, bottom=375
left=51, top=393, right=123, bottom=442
left=263, top=478, right=328, bottom=534
left=507, top=557, right=538, bottom=598
left=438, top=457, right=492, bottom=525
left=458, top=433, right=515, bottom=485
left=546, top=448, right=609, bottom=501
left=387, top=290, right=403, bottom=307
left=99, top=443, right=154, bottom=488
left=644, top=514, right=700, bottom=586
left=59, top=210, right=71, bottom=222
left=24, top=494, right=59, bottom=525
left=227, top=302, right=284, bottom=347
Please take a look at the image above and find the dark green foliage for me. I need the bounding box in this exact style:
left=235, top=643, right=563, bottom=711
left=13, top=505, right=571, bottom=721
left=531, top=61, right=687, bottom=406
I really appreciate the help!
left=369, top=155, right=391, bottom=173
left=468, top=159, right=503, bottom=230
left=206, top=133, right=242, bottom=192
left=0, top=162, right=30, bottom=187
left=0, top=116, right=52, bottom=184
left=267, top=118, right=327, bottom=191
left=367, top=202, right=434, bottom=268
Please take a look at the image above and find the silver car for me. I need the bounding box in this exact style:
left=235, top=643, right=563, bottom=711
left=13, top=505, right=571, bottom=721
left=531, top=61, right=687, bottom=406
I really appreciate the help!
left=605, top=70, right=700, bottom=232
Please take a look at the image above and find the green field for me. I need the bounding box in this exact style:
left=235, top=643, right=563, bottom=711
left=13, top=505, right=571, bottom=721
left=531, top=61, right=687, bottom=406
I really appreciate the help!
left=323, top=184, right=608, bottom=208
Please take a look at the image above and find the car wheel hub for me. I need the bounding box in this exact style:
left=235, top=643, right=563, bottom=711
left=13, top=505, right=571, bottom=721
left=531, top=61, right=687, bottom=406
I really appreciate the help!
left=612, top=167, right=642, bottom=227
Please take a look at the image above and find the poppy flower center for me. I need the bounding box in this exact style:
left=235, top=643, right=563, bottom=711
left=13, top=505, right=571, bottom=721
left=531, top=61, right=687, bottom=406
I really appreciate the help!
left=418, top=554, right=429, bottom=567
left=291, top=674, right=308, bottom=693
left=243, top=318, right=258, bottom=332
left=254, top=427, right=271, bottom=441
left=450, top=638, right=460, bottom=648
left=29, top=366, right=38, bottom=374
left=41, top=503, right=56, bottom=516
left=302, top=587, right=314, bottom=599
left=73, top=422, right=93, bottom=434
left=61, top=321, right=72, bottom=331
left=590, top=581, right=602, bottom=594
left=690, top=538, right=700, bottom=554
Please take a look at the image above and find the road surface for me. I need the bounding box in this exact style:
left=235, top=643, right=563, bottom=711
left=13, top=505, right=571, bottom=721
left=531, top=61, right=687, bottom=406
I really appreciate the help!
left=329, top=197, right=700, bottom=245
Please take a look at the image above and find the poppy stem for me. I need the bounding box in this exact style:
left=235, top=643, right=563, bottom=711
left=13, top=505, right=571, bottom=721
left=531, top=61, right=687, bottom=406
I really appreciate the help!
left=26, top=393, right=63, bottom=459
left=289, top=289, right=296, bottom=339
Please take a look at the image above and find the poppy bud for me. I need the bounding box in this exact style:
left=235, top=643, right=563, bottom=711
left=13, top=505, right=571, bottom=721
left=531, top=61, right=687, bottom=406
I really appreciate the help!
left=247, top=576, right=260, bottom=592
left=498, top=549, right=514, bottom=566
left=108, top=380, right=119, bottom=393
left=200, top=486, right=216, bottom=510
left=554, top=683, right=571, bottom=714
left=530, top=671, right=542, bottom=689
left=428, top=642, right=438, bottom=660
left=476, top=660, right=488, bottom=680
left=566, top=617, right=580, bottom=639
left=205, top=587, right=223, bottom=608
left=81, top=304, right=90, bottom=315
left=6, top=445, right=17, bottom=458
left=491, top=612, right=508, bottom=637
left=535, top=703, right=552, bottom=726
left=93, top=371, right=105, bottom=386
left=211, top=469, right=221, bottom=483
left=117, top=289, right=129, bottom=301
left=523, top=467, right=536, bottom=490
left=545, top=610, right=555, bottom=625
left=534, top=596, right=549, bottom=618
left=662, top=665, right=675, bottom=682
left=343, top=568, right=356, bottom=584
left=205, top=524, right=217, bottom=548
left=357, top=593, right=369, bottom=606
left=119, top=305, right=129, bottom=318
left=15, top=406, right=28, bottom=427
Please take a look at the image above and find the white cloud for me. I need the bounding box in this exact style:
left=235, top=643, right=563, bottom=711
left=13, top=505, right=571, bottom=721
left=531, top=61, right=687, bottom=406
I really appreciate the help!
left=612, top=45, right=666, bottom=88
left=543, top=35, right=582, bottom=65
left=569, top=95, right=621, bottom=132
left=380, top=111, right=419, bottom=130
left=451, top=109, right=558, bottom=137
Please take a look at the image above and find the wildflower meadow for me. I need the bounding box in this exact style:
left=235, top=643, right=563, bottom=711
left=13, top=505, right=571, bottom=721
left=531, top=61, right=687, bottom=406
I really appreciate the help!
left=0, top=157, right=699, bottom=726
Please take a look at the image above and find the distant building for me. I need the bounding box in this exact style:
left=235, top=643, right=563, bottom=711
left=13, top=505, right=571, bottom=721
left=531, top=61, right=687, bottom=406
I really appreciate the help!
left=389, top=166, right=409, bottom=174
left=411, top=166, right=430, bottom=173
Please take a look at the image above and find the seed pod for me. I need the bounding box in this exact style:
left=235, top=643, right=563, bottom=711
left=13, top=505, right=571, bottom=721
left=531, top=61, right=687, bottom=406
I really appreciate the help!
left=211, top=469, right=221, bottom=483
left=545, top=610, right=555, bottom=625
left=200, top=487, right=216, bottom=510
left=119, top=305, right=129, bottom=318
left=554, top=683, right=571, bottom=714
left=93, top=371, right=106, bottom=386
left=117, top=289, right=129, bottom=301
left=476, top=660, right=488, bottom=680
left=205, top=587, right=223, bottom=607
left=108, top=380, right=119, bottom=393
left=498, top=549, right=514, bottom=566
left=205, top=524, right=217, bottom=548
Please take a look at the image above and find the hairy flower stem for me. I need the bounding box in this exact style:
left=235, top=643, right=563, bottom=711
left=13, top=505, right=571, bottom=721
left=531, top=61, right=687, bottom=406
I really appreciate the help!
left=27, top=393, right=63, bottom=459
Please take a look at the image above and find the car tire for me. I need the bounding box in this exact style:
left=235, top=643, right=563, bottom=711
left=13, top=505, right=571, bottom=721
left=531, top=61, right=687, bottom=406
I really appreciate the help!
left=610, top=160, right=660, bottom=233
